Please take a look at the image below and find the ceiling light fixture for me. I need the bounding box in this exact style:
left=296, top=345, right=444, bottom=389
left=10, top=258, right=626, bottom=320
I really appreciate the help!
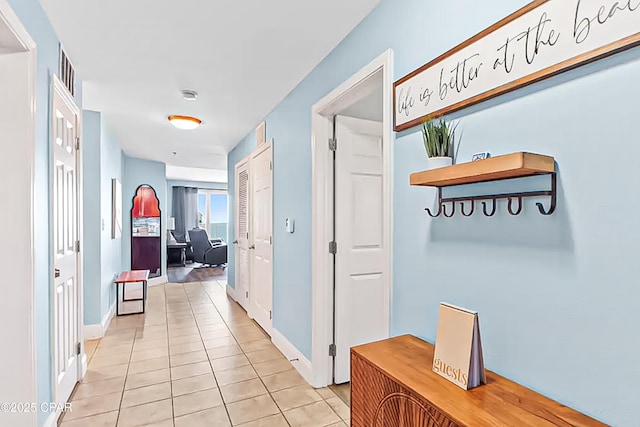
left=168, top=115, right=202, bottom=130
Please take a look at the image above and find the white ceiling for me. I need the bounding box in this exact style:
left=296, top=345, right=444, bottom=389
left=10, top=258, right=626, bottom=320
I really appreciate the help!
left=166, top=165, right=227, bottom=184
left=40, top=0, right=380, bottom=176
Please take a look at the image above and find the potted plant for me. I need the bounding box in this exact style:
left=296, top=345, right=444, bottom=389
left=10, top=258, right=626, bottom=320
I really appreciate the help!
left=422, top=117, right=459, bottom=169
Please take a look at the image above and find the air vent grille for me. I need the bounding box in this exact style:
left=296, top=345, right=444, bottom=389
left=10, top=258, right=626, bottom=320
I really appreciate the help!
left=59, top=46, right=76, bottom=97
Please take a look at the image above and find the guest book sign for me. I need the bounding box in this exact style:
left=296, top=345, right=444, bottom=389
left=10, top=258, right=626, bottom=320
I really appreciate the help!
left=433, top=303, right=486, bottom=390
left=394, top=0, right=640, bottom=131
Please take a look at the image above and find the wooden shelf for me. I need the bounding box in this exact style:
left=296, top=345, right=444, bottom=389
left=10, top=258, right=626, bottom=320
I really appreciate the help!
left=410, top=152, right=555, bottom=187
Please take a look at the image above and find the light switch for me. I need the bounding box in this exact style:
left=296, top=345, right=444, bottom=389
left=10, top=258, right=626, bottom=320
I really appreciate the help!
left=285, top=218, right=295, bottom=234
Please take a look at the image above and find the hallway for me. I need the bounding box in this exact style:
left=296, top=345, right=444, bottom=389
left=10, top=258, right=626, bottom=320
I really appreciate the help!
left=62, top=281, right=349, bottom=426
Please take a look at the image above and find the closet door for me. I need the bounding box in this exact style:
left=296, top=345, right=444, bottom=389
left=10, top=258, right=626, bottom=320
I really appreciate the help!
left=234, top=158, right=250, bottom=310
left=249, top=141, right=273, bottom=333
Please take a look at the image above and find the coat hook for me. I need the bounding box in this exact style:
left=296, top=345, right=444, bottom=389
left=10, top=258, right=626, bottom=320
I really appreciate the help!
left=460, top=200, right=475, bottom=217
left=425, top=204, right=443, bottom=218
left=537, top=173, right=557, bottom=216
left=443, top=201, right=456, bottom=218
left=536, top=197, right=556, bottom=216
left=507, top=197, right=523, bottom=216
left=481, top=199, right=497, bottom=217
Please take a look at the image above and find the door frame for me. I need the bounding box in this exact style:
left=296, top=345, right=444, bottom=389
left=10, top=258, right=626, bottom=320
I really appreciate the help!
left=310, top=49, right=394, bottom=387
left=233, top=154, right=251, bottom=309
left=248, top=139, right=273, bottom=334
left=0, top=1, right=37, bottom=424
left=49, top=74, right=85, bottom=402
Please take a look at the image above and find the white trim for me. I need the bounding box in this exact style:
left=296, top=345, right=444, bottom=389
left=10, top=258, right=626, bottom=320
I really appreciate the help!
left=81, top=353, right=88, bottom=378
left=149, top=275, right=168, bottom=286
left=311, top=49, right=394, bottom=387
left=0, top=3, right=37, bottom=425
left=271, top=328, right=315, bottom=387
left=226, top=284, right=237, bottom=301
left=83, top=303, right=116, bottom=339
left=43, top=410, right=58, bottom=427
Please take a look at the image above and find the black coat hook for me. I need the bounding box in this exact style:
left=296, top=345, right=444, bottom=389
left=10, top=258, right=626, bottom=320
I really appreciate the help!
left=536, top=199, right=556, bottom=216
left=482, top=199, right=497, bottom=217
left=537, top=173, right=557, bottom=216
left=443, top=201, right=456, bottom=218
left=507, top=197, right=523, bottom=216
left=425, top=204, right=442, bottom=218
left=460, top=200, right=475, bottom=217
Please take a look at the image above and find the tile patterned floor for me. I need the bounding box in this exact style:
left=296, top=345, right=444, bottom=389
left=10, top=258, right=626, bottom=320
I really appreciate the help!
left=63, top=281, right=350, bottom=427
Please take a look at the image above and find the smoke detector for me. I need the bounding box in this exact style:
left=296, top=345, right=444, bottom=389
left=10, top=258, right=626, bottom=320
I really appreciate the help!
left=181, top=90, right=198, bottom=101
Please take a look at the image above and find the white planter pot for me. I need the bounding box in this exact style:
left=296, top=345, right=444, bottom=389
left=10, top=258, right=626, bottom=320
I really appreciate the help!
left=427, top=156, right=453, bottom=170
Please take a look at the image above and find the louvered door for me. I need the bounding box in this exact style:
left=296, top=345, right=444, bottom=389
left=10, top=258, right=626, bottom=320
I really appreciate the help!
left=234, top=158, right=250, bottom=309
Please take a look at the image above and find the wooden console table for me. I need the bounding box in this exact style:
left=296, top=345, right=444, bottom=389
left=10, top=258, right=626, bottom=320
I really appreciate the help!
left=351, top=335, right=607, bottom=427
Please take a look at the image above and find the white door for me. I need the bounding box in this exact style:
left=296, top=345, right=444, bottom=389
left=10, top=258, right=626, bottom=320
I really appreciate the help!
left=334, top=115, right=388, bottom=384
left=234, top=158, right=250, bottom=310
left=249, top=142, right=273, bottom=333
left=52, top=81, right=81, bottom=406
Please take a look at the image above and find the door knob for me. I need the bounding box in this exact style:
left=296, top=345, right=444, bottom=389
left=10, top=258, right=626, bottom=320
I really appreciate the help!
left=249, top=244, right=255, bottom=250
left=232, top=240, right=238, bottom=244
left=54, top=268, right=61, bottom=278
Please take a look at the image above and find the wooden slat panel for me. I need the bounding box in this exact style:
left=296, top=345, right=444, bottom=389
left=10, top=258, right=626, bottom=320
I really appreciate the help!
left=410, top=152, right=555, bottom=187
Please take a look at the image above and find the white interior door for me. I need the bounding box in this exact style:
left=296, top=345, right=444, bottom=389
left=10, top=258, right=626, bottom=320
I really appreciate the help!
left=52, top=81, right=81, bottom=405
left=249, top=142, right=273, bottom=333
left=234, top=158, right=250, bottom=310
left=334, top=115, right=388, bottom=384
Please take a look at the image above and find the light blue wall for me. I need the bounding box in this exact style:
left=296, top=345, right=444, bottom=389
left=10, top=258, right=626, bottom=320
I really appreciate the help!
left=6, top=1, right=82, bottom=424
left=82, top=111, right=103, bottom=325
left=166, top=179, right=228, bottom=217
left=81, top=112, right=123, bottom=325
left=100, top=117, right=123, bottom=319
left=122, top=156, right=167, bottom=275
left=227, top=1, right=640, bottom=425
left=227, top=135, right=258, bottom=289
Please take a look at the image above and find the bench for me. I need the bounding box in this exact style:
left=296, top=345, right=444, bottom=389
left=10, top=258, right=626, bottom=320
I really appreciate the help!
left=114, top=270, right=149, bottom=316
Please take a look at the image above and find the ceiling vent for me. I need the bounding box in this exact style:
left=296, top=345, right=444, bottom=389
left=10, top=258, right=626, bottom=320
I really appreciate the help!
left=59, top=45, right=76, bottom=97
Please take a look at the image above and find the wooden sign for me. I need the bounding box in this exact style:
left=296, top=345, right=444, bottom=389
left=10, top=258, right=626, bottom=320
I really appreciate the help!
left=394, top=0, right=640, bottom=131
left=432, top=303, right=485, bottom=390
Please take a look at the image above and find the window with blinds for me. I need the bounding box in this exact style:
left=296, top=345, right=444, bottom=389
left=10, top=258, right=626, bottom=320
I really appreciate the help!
left=238, top=169, right=249, bottom=239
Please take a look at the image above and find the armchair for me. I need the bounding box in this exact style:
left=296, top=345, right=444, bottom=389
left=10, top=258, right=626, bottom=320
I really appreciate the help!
left=188, top=228, right=228, bottom=267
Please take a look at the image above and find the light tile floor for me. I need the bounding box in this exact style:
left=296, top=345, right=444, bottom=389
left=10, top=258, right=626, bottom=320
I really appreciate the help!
left=62, top=281, right=350, bottom=427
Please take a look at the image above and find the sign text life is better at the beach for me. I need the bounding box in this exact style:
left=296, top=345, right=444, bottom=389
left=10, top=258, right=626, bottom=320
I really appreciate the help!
left=394, top=0, right=640, bottom=131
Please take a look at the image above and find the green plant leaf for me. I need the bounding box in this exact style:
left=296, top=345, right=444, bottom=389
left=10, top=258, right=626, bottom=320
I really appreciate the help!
left=421, top=116, right=460, bottom=159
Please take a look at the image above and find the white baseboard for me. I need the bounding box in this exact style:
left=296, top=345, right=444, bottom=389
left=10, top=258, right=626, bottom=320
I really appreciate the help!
left=271, top=328, right=315, bottom=387
left=81, top=353, right=88, bottom=378
left=149, top=275, right=168, bottom=286
left=226, top=284, right=237, bottom=301
left=83, top=303, right=115, bottom=340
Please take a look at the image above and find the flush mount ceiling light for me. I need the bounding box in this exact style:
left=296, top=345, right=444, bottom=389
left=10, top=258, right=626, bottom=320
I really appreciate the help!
left=168, top=115, right=202, bottom=130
